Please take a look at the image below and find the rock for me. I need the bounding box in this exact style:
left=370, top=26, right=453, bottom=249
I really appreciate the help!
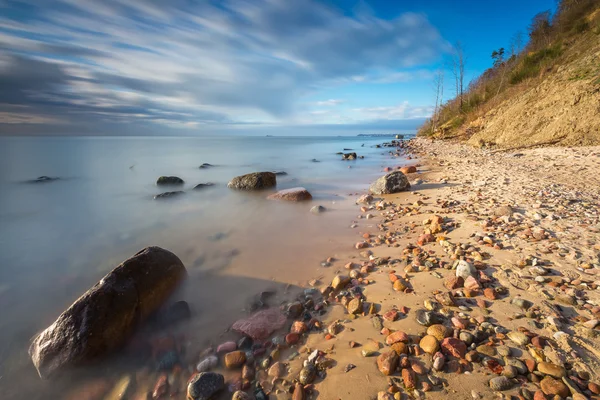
left=400, top=166, right=417, bottom=174
left=292, top=383, right=305, bottom=400
left=227, top=172, right=276, bottom=190
left=285, top=333, right=300, bottom=345
left=156, top=176, right=184, bottom=185
left=489, top=376, right=513, bottom=391
left=440, top=337, right=467, bottom=358
left=377, top=350, right=399, bottom=376
left=445, top=276, right=464, bottom=290
left=369, top=171, right=411, bottom=195
left=386, top=331, right=409, bottom=345
left=29, top=247, right=187, bottom=379
left=377, top=392, right=394, bottom=400
left=464, top=276, right=481, bottom=290
left=433, top=352, right=445, bottom=371
left=310, top=205, right=326, bottom=214
left=494, top=205, right=514, bottom=217
left=267, top=187, right=312, bottom=202
left=268, top=362, right=286, bottom=378
left=193, top=183, right=215, bottom=189
left=415, top=309, right=441, bottom=327
left=357, top=194, right=374, bottom=204
left=476, top=345, right=496, bottom=357
left=187, top=372, right=225, bottom=400
left=435, top=292, right=456, bottom=307
left=196, top=355, right=218, bottom=372
left=198, top=163, right=214, bottom=169
left=511, top=298, right=533, bottom=310
left=231, top=308, right=286, bottom=340
left=232, top=391, right=252, bottom=400
left=507, top=331, right=530, bottom=346
left=331, top=275, right=350, bottom=290
left=28, top=176, right=60, bottom=183
left=456, top=260, right=476, bottom=280
left=224, top=351, right=246, bottom=369
left=402, top=368, right=416, bottom=389
left=154, top=191, right=184, bottom=199
left=391, top=342, right=407, bottom=355
left=537, top=362, right=566, bottom=378
left=427, top=324, right=451, bottom=341
left=342, top=152, right=357, bottom=160
left=419, top=335, right=440, bottom=354
left=483, top=288, right=497, bottom=300
left=540, top=376, right=569, bottom=397
left=217, top=341, right=237, bottom=354
left=241, top=365, right=255, bottom=380
left=347, top=298, right=363, bottom=314
left=298, top=364, right=316, bottom=385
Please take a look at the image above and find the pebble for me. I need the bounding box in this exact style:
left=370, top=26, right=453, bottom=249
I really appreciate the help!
left=377, top=351, right=399, bottom=376
left=537, top=362, right=566, bottom=378
left=540, top=376, right=569, bottom=397
left=224, top=351, right=246, bottom=369
left=489, top=376, right=513, bottom=391
left=196, top=355, right=218, bottom=372
left=298, top=364, right=317, bottom=385
left=419, top=335, right=440, bottom=354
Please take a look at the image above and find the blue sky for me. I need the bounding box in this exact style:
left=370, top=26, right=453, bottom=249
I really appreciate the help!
left=0, top=0, right=556, bottom=135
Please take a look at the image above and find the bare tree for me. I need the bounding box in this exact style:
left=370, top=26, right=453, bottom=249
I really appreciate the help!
left=431, top=69, right=444, bottom=134
left=509, top=31, right=525, bottom=58
left=451, top=41, right=466, bottom=112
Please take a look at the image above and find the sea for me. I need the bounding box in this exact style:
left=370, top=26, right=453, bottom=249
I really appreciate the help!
left=0, top=134, right=412, bottom=399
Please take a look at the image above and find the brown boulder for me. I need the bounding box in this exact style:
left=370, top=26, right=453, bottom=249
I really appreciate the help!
left=267, top=187, right=312, bottom=202
left=377, top=350, right=399, bottom=376
left=227, top=172, right=276, bottom=190
left=399, top=166, right=417, bottom=174
left=29, top=247, right=187, bottom=379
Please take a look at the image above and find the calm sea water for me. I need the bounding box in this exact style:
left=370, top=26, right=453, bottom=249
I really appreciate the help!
left=0, top=135, right=411, bottom=399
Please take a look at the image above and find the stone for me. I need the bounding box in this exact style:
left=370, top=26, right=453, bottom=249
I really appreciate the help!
left=292, top=383, right=305, bottom=400
left=267, top=187, right=312, bottom=202
left=369, top=171, right=411, bottom=195
left=415, top=309, right=440, bottom=327
left=28, top=176, right=60, bottom=183
left=196, top=355, right=218, bottom=372
left=285, top=333, right=300, bottom=346
left=227, top=172, right=276, bottom=190
left=193, top=183, right=215, bottom=189
left=540, top=376, right=569, bottom=397
left=511, top=298, right=533, bottom=310
left=456, top=260, right=477, bottom=280
left=435, top=292, right=456, bottom=307
left=187, top=372, right=225, bottom=400
left=232, top=391, right=252, bottom=400
left=357, top=194, right=374, bottom=204
left=386, top=331, right=409, bottom=345
left=507, top=331, right=530, bottom=346
left=342, top=152, right=357, bottom=160
left=332, top=275, right=350, bottom=290
left=419, top=335, right=440, bottom=354
left=377, top=392, right=394, bottom=400
left=268, top=362, right=286, bottom=378
left=494, top=205, right=514, bottom=217
left=433, top=352, right=445, bottom=371
left=400, top=166, right=417, bottom=174
left=231, top=308, right=287, bottom=340
left=29, top=247, right=187, bottom=379
left=156, top=176, right=184, bottom=185
left=444, top=276, right=464, bottom=290
left=427, top=324, right=451, bottom=341
left=476, top=345, right=496, bottom=357
left=154, top=191, right=184, bottom=199
left=224, top=351, right=246, bottom=369
left=390, top=342, right=407, bottom=355
left=217, top=341, right=237, bottom=354
left=402, top=368, right=416, bottom=389
left=464, top=276, right=481, bottom=290
left=310, top=205, right=326, bottom=214
left=537, top=362, right=566, bottom=378
left=440, top=337, right=467, bottom=358
left=298, top=364, right=316, bottom=385
left=347, top=298, right=363, bottom=314
left=483, top=288, right=497, bottom=300
left=489, top=376, right=513, bottom=391
left=377, top=350, right=399, bottom=376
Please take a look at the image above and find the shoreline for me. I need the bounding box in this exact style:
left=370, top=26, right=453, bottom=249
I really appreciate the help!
left=15, top=137, right=600, bottom=400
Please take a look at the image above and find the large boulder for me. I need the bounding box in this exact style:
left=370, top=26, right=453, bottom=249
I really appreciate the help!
left=227, top=172, right=276, bottom=190
left=369, top=171, right=411, bottom=194
left=267, top=187, right=312, bottom=201
left=29, top=246, right=187, bottom=379
left=156, top=176, right=184, bottom=185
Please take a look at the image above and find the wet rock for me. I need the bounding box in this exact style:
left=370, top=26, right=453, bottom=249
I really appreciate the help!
left=29, top=247, right=187, bottom=379
left=156, top=176, right=184, bottom=185
left=400, top=166, right=417, bottom=174
left=267, top=187, right=312, bottom=202
left=369, top=171, right=411, bottom=195
left=268, top=362, right=286, bottom=378
left=377, top=350, right=399, bottom=376
left=489, top=376, right=513, bottom=391
left=231, top=308, right=286, bottom=340
left=193, top=183, right=215, bottom=189
left=537, top=362, right=566, bottom=378
left=419, top=335, right=440, bottom=354
left=154, top=191, right=184, bottom=199
left=342, top=152, right=357, bottom=160
left=227, top=172, right=276, bottom=190
left=217, top=341, right=237, bottom=354
left=292, top=382, right=305, bottom=400
left=298, top=364, right=317, bottom=385
left=331, top=275, right=350, bottom=291
left=198, top=163, right=214, bottom=169
left=232, top=391, right=252, bottom=400
left=187, top=372, right=225, bottom=400
left=310, top=205, right=326, bottom=214
left=28, top=176, right=60, bottom=183
left=540, top=376, right=569, bottom=397
left=197, top=355, right=218, bottom=372
left=224, top=351, right=246, bottom=369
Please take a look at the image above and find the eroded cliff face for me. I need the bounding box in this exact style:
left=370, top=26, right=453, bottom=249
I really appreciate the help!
left=466, top=38, right=600, bottom=149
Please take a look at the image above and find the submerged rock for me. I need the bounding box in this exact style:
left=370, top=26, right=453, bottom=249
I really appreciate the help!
left=231, top=308, right=286, bottom=340
left=156, top=176, right=184, bottom=185
left=28, top=176, right=60, bottom=183
left=342, top=152, right=357, bottom=160
left=187, top=372, right=225, bottom=400
left=369, top=171, right=410, bottom=194
left=267, top=187, right=312, bottom=201
left=154, top=191, right=184, bottom=199
left=193, top=183, right=215, bottom=189
left=29, top=247, right=187, bottom=379
left=228, top=172, right=276, bottom=190
left=198, top=163, right=214, bottom=169
left=310, top=205, right=326, bottom=214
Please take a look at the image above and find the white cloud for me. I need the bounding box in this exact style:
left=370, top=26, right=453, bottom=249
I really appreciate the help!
left=315, top=99, right=345, bottom=106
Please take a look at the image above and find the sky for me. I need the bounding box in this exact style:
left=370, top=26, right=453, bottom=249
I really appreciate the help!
left=0, top=0, right=556, bottom=135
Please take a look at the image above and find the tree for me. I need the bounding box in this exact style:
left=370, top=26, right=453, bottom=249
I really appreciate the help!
left=451, top=41, right=466, bottom=112
left=528, top=10, right=552, bottom=49
left=431, top=69, right=444, bottom=135
left=509, top=31, right=525, bottom=58
left=491, top=48, right=505, bottom=67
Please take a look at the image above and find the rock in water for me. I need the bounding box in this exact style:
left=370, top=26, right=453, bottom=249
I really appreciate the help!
left=231, top=308, right=286, bottom=340
left=28, top=176, right=60, bottom=183
left=193, top=183, right=215, bottom=190
left=227, top=172, right=276, bottom=190
left=29, top=247, right=187, bottom=379
left=299, top=364, right=317, bottom=384
left=310, top=205, right=326, bottom=214
left=267, top=187, right=313, bottom=201
left=156, top=176, right=184, bottom=185
left=342, top=152, right=357, bottom=160
left=154, top=191, right=184, bottom=200
left=187, top=372, right=225, bottom=400
left=369, top=171, right=410, bottom=195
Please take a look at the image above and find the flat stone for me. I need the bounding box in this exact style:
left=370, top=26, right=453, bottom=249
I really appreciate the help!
left=537, top=362, right=566, bottom=378
left=540, top=376, right=569, bottom=397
